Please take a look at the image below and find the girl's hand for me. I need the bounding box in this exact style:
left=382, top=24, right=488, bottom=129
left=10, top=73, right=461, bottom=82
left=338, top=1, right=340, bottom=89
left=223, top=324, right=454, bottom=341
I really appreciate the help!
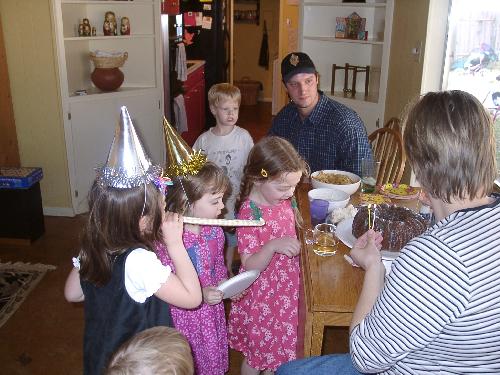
left=230, top=288, right=249, bottom=302
left=202, top=286, right=223, bottom=305
left=268, top=236, right=301, bottom=258
left=161, top=212, right=184, bottom=249
left=350, top=229, right=383, bottom=270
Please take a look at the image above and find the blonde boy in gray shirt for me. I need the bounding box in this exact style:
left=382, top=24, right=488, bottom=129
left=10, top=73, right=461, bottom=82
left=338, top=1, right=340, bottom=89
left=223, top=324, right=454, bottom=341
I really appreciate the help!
left=193, top=83, right=254, bottom=274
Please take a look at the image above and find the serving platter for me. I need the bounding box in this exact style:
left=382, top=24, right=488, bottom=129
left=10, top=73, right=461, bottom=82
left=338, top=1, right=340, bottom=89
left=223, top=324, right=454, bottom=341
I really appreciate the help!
left=379, top=183, right=420, bottom=200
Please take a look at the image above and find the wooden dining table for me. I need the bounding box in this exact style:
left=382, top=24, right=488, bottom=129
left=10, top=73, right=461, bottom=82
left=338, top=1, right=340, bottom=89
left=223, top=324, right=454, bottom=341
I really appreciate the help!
left=295, top=182, right=418, bottom=358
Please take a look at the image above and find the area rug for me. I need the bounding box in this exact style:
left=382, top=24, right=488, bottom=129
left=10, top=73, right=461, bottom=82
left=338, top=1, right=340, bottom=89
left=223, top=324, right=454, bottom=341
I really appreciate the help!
left=0, top=262, right=56, bottom=329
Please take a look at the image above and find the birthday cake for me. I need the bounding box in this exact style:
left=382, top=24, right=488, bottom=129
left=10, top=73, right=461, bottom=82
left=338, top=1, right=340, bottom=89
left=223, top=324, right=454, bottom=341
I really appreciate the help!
left=351, top=204, right=427, bottom=251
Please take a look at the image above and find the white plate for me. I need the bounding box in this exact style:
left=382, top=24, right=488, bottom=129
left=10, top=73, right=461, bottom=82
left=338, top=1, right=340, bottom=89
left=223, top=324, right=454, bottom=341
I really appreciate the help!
left=217, top=270, right=260, bottom=299
left=335, top=217, right=400, bottom=261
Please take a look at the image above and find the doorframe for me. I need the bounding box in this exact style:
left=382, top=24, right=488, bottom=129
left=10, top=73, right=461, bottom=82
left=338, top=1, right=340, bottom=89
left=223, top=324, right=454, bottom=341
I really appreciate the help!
left=0, top=16, right=20, bottom=167
left=410, top=0, right=451, bottom=186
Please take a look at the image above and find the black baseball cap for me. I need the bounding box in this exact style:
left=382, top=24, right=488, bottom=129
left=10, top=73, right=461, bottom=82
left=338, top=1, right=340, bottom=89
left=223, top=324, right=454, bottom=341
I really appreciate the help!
left=281, top=52, right=317, bottom=83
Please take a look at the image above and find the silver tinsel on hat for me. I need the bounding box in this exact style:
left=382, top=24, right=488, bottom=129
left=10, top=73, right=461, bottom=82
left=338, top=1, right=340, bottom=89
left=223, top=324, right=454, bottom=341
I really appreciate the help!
left=96, top=106, right=162, bottom=188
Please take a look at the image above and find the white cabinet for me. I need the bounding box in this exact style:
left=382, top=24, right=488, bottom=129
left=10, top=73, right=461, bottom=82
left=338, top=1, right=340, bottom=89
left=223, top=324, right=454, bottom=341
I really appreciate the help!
left=51, top=0, right=165, bottom=214
left=299, top=0, right=393, bottom=134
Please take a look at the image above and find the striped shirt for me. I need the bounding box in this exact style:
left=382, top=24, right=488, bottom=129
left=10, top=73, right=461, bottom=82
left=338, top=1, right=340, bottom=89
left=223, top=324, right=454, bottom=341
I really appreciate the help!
left=350, top=194, right=500, bottom=374
left=269, top=92, right=372, bottom=176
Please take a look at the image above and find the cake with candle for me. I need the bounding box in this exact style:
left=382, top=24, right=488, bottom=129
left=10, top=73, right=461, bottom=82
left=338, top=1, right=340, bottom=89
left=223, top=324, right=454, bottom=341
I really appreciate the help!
left=351, top=204, right=427, bottom=251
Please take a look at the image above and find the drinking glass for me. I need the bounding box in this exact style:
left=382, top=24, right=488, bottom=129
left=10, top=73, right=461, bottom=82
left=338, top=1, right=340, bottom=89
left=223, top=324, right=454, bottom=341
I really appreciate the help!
left=305, top=223, right=337, bottom=256
left=361, top=158, right=381, bottom=193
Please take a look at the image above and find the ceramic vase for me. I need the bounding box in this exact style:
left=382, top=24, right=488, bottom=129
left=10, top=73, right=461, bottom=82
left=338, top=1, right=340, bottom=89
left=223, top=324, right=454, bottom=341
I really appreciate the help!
left=91, top=67, right=124, bottom=91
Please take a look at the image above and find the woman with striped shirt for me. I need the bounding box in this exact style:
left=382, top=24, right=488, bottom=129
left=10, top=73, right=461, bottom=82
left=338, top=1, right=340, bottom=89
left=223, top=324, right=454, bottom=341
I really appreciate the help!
left=277, top=90, right=500, bottom=374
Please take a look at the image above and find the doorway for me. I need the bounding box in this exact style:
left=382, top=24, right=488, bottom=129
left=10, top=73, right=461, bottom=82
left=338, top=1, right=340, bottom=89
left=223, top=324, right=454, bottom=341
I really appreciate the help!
left=232, top=0, right=279, bottom=115
left=0, top=17, right=20, bottom=167
left=229, top=0, right=299, bottom=118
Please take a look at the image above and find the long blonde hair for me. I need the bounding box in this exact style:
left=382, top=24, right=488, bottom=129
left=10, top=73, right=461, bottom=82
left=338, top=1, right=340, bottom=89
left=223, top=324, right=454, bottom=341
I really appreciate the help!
left=237, top=136, right=309, bottom=226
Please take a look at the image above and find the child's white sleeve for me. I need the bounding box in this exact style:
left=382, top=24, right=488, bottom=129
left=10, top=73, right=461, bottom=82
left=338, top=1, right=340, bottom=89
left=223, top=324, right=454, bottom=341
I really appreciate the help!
left=124, top=248, right=172, bottom=303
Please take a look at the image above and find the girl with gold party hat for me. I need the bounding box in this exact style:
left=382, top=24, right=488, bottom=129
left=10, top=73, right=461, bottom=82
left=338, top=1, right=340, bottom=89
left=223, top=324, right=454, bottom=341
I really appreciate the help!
left=155, top=118, right=231, bottom=375
left=63, top=106, right=201, bottom=375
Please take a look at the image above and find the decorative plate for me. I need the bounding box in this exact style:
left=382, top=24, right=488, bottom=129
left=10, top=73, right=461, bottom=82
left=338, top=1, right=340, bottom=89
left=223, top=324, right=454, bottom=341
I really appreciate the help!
left=359, top=193, right=392, bottom=205
left=217, top=270, right=260, bottom=299
left=379, top=183, right=420, bottom=200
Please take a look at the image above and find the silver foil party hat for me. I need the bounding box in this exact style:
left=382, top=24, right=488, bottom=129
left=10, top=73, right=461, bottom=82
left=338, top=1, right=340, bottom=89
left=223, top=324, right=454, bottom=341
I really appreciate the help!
left=96, top=106, right=162, bottom=188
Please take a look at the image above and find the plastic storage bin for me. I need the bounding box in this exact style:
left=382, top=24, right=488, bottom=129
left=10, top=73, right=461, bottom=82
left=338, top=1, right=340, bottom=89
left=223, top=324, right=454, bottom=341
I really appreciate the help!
left=234, top=77, right=261, bottom=106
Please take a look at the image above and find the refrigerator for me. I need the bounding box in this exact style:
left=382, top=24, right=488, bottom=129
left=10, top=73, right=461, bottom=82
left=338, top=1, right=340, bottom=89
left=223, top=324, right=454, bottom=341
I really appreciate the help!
left=167, top=0, right=230, bottom=129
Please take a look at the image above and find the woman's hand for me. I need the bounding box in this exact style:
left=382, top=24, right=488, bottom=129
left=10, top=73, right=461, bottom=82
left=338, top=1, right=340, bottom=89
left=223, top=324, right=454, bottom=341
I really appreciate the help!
left=350, top=229, right=383, bottom=270
left=161, top=212, right=184, bottom=250
left=202, top=286, right=224, bottom=305
left=268, top=236, right=301, bottom=258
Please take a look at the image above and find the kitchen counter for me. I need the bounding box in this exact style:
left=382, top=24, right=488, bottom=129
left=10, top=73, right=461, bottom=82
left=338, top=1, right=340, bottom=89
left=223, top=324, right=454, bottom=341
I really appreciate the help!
left=186, top=60, right=205, bottom=75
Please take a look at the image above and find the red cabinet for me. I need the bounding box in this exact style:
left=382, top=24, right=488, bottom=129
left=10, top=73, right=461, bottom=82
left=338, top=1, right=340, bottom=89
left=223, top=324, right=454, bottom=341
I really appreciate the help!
left=181, top=65, right=205, bottom=146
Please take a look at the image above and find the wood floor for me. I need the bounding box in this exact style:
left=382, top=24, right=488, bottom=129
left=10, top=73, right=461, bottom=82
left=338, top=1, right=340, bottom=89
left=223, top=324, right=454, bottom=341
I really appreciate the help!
left=0, top=102, right=347, bottom=374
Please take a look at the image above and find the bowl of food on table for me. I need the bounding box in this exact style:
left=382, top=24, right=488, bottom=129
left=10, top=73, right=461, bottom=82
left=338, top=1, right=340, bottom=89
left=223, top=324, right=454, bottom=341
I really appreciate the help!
left=308, top=187, right=350, bottom=213
left=310, top=170, right=361, bottom=196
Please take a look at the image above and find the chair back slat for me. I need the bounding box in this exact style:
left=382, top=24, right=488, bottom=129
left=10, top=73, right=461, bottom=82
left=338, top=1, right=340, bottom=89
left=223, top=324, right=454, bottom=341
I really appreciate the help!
left=384, top=117, right=402, bottom=133
left=368, top=126, right=406, bottom=185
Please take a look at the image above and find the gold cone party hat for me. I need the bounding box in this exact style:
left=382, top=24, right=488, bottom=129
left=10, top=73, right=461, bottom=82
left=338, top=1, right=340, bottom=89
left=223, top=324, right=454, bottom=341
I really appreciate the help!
left=163, top=117, right=206, bottom=177
left=96, top=106, right=162, bottom=188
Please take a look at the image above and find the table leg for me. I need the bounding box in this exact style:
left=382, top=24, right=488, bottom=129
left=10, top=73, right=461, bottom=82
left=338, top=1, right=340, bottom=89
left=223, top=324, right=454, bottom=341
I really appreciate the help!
left=311, top=317, right=325, bottom=356
left=302, top=311, right=313, bottom=357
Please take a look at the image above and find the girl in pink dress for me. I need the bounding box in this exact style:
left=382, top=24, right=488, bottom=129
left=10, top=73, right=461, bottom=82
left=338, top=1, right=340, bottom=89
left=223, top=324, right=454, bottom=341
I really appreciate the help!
left=155, top=161, right=230, bottom=375
left=228, top=136, right=309, bottom=374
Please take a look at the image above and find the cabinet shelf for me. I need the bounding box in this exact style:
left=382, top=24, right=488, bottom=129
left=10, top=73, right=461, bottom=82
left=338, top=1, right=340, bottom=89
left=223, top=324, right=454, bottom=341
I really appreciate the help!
left=62, top=0, right=152, bottom=4
left=301, top=0, right=393, bottom=134
left=303, top=1, right=386, bottom=7
left=68, top=86, right=157, bottom=100
left=64, top=34, right=154, bottom=41
left=303, top=35, right=383, bottom=45
left=327, top=91, right=380, bottom=104
left=52, top=0, right=164, bottom=214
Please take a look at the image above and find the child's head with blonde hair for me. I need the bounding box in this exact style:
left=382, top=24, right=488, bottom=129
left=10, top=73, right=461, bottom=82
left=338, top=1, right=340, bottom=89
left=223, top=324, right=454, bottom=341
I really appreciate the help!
left=106, top=326, right=194, bottom=375
left=208, top=83, right=241, bottom=108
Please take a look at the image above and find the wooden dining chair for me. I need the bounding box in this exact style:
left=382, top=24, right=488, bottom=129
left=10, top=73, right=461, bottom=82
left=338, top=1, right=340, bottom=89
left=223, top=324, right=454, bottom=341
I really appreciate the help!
left=383, top=117, right=402, bottom=133
left=368, top=127, right=406, bottom=185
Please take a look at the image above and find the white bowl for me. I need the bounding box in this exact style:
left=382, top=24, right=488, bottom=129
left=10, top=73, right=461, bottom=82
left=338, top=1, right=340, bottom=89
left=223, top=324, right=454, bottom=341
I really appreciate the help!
left=310, top=170, right=361, bottom=196
left=308, top=188, right=350, bottom=213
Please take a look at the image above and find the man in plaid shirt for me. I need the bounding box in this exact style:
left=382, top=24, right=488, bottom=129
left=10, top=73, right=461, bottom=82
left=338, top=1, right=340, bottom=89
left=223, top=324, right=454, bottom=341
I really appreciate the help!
left=269, top=52, right=372, bottom=176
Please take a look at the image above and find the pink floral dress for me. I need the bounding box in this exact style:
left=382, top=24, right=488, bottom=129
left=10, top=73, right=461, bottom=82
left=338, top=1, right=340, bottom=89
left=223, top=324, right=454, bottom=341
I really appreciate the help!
left=155, top=226, right=228, bottom=375
left=228, top=199, right=300, bottom=371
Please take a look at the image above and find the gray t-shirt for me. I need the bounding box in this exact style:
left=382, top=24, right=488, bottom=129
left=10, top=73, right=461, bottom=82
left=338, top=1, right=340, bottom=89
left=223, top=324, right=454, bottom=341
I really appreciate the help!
left=193, top=126, right=254, bottom=218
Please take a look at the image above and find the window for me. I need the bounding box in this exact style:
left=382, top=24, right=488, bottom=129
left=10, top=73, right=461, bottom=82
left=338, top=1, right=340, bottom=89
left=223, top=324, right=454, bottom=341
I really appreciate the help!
left=443, top=0, right=500, bottom=172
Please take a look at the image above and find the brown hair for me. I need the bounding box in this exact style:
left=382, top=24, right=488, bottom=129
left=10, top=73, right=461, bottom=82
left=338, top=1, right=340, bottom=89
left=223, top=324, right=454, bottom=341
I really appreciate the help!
left=165, top=161, right=230, bottom=215
left=237, top=136, right=309, bottom=226
left=79, top=182, right=165, bottom=286
left=207, top=83, right=241, bottom=108
left=403, top=90, right=497, bottom=202
left=106, top=326, right=194, bottom=375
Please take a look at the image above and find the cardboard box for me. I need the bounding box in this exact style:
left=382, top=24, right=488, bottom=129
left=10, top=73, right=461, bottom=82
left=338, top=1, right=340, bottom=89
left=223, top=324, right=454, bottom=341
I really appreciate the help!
left=0, top=168, right=45, bottom=242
